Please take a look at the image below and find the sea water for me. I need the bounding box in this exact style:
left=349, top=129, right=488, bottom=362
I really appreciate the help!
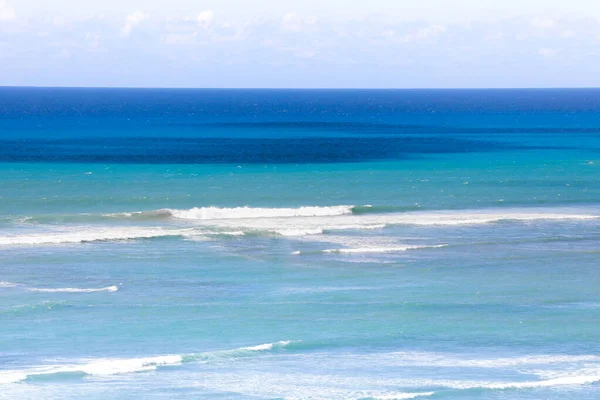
left=1, top=88, right=600, bottom=399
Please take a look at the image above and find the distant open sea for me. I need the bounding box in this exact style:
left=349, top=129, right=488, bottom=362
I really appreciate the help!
left=1, top=88, right=600, bottom=399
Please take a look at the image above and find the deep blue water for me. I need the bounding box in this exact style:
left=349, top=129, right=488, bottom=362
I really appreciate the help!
left=1, top=88, right=600, bottom=399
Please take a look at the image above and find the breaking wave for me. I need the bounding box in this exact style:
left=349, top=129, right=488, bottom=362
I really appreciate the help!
left=108, top=205, right=357, bottom=220
left=0, top=340, right=295, bottom=384
left=293, top=244, right=447, bottom=255
left=0, top=227, right=195, bottom=246
left=1, top=282, right=118, bottom=293
left=26, top=285, right=119, bottom=293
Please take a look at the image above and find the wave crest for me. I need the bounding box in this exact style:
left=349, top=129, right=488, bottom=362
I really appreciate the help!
left=0, top=227, right=194, bottom=246
left=27, top=285, right=118, bottom=293
left=0, top=341, right=295, bottom=384
left=169, top=205, right=355, bottom=220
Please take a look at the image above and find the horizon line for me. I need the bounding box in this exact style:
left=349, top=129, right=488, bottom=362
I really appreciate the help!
left=1, top=85, right=600, bottom=91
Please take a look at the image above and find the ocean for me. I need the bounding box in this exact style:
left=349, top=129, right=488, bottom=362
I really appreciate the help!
left=1, top=87, right=599, bottom=399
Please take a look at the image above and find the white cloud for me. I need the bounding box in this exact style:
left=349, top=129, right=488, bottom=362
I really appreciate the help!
left=121, top=11, right=148, bottom=37
left=197, top=10, right=214, bottom=28
left=0, top=1, right=16, bottom=22
left=530, top=17, right=555, bottom=29
left=538, top=47, right=559, bottom=57
left=281, top=13, right=318, bottom=32
left=398, top=25, right=446, bottom=43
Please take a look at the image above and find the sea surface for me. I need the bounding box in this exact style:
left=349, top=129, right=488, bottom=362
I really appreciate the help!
left=1, top=88, right=600, bottom=399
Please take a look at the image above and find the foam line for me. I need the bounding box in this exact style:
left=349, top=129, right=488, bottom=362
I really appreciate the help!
left=0, top=227, right=194, bottom=246
left=293, top=244, right=447, bottom=255
left=109, top=205, right=356, bottom=220
left=0, top=341, right=295, bottom=384
left=26, top=285, right=119, bottom=293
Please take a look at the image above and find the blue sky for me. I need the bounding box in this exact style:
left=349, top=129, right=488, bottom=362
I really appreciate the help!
left=1, top=0, right=599, bottom=88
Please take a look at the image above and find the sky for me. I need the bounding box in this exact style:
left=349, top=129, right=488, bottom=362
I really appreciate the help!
left=1, top=0, right=599, bottom=88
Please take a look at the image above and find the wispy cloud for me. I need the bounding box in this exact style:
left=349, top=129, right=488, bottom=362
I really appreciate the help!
left=0, top=1, right=16, bottom=22
left=281, top=13, right=318, bottom=32
left=197, top=10, right=214, bottom=28
left=2, top=10, right=599, bottom=88
left=121, top=11, right=148, bottom=37
left=397, top=25, right=447, bottom=43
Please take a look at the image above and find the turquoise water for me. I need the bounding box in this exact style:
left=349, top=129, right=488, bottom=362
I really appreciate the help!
left=1, top=88, right=600, bottom=399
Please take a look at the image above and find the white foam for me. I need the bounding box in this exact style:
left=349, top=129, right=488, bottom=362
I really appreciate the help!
left=369, top=393, right=435, bottom=400
left=243, top=341, right=292, bottom=351
left=187, top=206, right=599, bottom=237
left=195, top=340, right=296, bottom=360
left=390, top=211, right=598, bottom=226
left=0, top=371, right=28, bottom=384
left=322, top=244, right=447, bottom=254
left=167, top=205, right=355, bottom=220
left=0, top=282, right=119, bottom=293
left=191, top=370, right=438, bottom=400
left=75, top=355, right=183, bottom=375
left=353, top=351, right=600, bottom=369
left=26, top=285, right=118, bottom=293
left=190, top=355, right=600, bottom=397
left=0, top=341, right=294, bottom=385
left=0, top=355, right=183, bottom=384
left=16, top=206, right=597, bottom=246
left=209, top=231, right=245, bottom=236
left=276, top=228, right=324, bottom=236
left=0, top=227, right=195, bottom=246
left=426, top=371, right=600, bottom=390
left=480, top=374, right=600, bottom=389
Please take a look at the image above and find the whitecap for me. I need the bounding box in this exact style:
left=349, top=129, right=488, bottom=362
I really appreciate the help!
left=0, top=341, right=295, bottom=384
left=322, top=244, right=448, bottom=254
left=0, top=227, right=195, bottom=246
left=366, top=393, right=435, bottom=400
left=26, top=285, right=118, bottom=293
left=166, top=205, right=355, bottom=220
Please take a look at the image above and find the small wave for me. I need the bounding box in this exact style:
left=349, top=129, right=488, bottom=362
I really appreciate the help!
left=323, top=224, right=387, bottom=232
left=435, top=371, right=600, bottom=390
left=364, top=393, right=435, bottom=400
left=323, top=244, right=447, bottom=254
left=186, top=340, right=295, bottom=362
left=277, top=224, right=386, bottom=237
left=206, top=231, right=245, bottom=236
left=26, top=285, right=118, bottom=293
left=169, top=207, right=600, bottom=237
left=108, top=205, right=357, bottom=221
left=367, top=351, right=600, bottom=369
left=276, top=228, right=325, bottom=236
left=0, top=341, right=295, bottom=384
left=479, top=374, right=600, bottom=389
left=403, top=213, right=599, bottom=226
left=351, top=205, right=420, bottom=215
left=294, top=244, right=447, bottom=255
left=105, top=209, right=174, bottom=220
left=2, top=282, right=118, bottom=293
left=0, top=355, right=183, bottom=384
left=0, top=227, right=195, bottom=246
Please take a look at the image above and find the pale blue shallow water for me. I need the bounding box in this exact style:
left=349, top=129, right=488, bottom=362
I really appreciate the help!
left=1, top=88, right=600, bottom=399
